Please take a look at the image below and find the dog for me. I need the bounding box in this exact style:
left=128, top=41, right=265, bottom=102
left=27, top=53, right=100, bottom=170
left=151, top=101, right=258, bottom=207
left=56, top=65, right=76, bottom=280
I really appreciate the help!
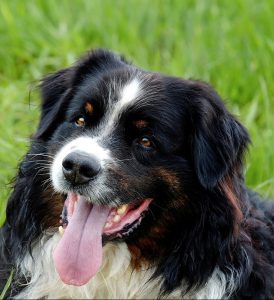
left=0, top=48, right=274, bottom=299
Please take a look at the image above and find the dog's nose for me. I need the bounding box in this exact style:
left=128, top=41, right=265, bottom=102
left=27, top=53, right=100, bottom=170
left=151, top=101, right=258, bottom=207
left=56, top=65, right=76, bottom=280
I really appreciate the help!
left=62, top=151, right=101, bottom=185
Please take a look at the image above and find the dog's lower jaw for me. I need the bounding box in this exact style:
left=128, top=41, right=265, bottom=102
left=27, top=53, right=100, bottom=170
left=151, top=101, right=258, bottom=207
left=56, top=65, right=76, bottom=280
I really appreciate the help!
left=14, top=231, right=238, bottom=299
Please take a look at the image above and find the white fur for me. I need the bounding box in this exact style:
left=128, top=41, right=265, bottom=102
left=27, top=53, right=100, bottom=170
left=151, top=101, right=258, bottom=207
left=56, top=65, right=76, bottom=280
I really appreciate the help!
left=99, top=77, right=141, bottom=138
left=15, top=232, right=238, bottom=299
left=119, top=78, right=140, bottom=107
left=51, top=136, right=111, bottom=193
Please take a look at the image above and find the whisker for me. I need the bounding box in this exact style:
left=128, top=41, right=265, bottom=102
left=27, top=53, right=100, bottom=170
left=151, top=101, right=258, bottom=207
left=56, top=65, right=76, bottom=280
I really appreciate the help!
left=26, top=153, right=55, bottom=158
left=32, top=162, right=51, bottom=166
left=41, top=178, right=53, bottom=189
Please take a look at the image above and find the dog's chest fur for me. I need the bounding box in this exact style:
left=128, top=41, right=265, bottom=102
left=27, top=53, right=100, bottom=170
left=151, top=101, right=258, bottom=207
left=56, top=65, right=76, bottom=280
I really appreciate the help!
left=15, top=232, right=230, bottom=299
left=16, top=233, right=167, bottom=299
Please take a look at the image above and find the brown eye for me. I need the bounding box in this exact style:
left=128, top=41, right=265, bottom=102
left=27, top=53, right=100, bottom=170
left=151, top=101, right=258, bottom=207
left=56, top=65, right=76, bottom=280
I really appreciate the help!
left=139, top=137, right=152, bottom=148
left=75, top=116, right=86, bottom=127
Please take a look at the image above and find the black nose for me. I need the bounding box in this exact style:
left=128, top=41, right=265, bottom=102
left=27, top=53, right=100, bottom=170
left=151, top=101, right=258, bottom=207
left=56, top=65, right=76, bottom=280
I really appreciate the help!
left=62, top=151, right=101, bottom=185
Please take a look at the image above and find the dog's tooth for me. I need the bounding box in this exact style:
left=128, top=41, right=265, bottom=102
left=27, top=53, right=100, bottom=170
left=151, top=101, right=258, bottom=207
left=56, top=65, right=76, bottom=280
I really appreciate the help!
left=104, top=222, right=112, bottom=229
left=113, top=215, right=121, bottom=223
left=59, top=226, right=65, bottom=236
left=117, top=204, right=128, bottom=215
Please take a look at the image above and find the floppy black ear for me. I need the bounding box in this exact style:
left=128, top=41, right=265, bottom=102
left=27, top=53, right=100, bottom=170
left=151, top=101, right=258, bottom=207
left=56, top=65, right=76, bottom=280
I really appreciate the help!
left=35, top=67, right=74, bottom=140
left=189, top=81, right=250, bottom=189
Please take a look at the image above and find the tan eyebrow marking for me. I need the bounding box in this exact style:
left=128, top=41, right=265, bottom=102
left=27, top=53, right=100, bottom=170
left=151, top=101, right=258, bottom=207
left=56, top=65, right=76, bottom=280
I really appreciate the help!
left=133, top=120, right=148, bottom=129
left=85, top=102, right=94, bottom=115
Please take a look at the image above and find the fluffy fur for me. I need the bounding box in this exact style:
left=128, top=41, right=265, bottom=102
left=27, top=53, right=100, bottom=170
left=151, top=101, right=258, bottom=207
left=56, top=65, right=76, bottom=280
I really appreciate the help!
left=1, top=49, right=274, bottom=299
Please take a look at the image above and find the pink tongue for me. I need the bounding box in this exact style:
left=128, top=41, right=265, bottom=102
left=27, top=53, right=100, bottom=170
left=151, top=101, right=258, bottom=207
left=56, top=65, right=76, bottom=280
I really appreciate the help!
left=53, top=195, right=111, bottom=286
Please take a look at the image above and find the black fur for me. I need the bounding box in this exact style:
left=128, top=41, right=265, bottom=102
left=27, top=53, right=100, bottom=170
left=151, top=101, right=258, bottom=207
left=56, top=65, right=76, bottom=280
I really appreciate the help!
left=1, top=49, right=274, bottom=299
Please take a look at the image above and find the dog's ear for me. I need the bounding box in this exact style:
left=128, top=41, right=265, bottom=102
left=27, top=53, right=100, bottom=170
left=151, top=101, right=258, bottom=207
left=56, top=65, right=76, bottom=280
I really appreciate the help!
left=35, top=68, right=73, bottom=140
left=188, top=81, right=250, bottom=189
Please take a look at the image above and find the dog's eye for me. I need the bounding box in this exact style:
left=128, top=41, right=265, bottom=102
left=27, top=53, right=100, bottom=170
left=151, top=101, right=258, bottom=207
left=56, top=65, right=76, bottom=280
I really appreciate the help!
left=139, top=137, right=153, bottom=148
left=75, top=116, right=86, bottom=127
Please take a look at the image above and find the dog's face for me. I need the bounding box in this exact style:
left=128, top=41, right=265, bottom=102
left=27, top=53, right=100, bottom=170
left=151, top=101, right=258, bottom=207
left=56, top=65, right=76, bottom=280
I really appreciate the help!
left=50, top=74, right=175, bottom=208
left=33, top=49, right=249, bottom=286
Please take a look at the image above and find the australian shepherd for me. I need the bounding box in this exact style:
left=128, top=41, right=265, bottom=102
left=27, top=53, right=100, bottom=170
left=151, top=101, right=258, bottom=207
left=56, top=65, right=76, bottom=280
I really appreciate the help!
left=1, top=49, right=274, bottom=299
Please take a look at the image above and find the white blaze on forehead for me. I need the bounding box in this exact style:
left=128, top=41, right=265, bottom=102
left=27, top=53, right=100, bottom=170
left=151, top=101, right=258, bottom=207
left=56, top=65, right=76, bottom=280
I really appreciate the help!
left=119, top=78, right=140, bottom=107
left=101, top=78, right=141, bottom=137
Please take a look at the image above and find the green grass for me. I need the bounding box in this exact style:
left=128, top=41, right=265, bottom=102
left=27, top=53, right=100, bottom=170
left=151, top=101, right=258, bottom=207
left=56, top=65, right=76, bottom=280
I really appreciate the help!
left=0, top=269, right=14, bottom=299
left=0, top=0, right=274, bottom=227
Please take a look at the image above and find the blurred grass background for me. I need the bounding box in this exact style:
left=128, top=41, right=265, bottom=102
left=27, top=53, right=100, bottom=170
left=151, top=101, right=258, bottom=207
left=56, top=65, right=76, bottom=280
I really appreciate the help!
left=0, top=0, right=273, bottom=226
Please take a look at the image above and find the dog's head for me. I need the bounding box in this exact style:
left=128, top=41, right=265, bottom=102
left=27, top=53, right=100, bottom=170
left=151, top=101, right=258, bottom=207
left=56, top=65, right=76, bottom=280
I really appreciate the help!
left=11, top=49, right=250, bottom=289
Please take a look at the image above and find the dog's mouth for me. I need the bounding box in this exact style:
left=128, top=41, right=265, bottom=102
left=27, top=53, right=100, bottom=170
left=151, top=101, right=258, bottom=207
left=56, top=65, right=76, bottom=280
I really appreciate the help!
left=53, top=192, right=152, bottom=286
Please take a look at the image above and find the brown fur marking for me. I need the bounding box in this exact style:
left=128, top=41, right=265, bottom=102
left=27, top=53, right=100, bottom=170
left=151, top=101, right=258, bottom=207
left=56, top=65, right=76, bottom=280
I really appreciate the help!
left=85, top=102, right=94, bottom=115
left=133, top=120, right=148, bottom=129
left=221, top=177, right=243, bottom=235
left=41, top=188, right=64, bottom=228
left=156, top=168, right=180, bottom=190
